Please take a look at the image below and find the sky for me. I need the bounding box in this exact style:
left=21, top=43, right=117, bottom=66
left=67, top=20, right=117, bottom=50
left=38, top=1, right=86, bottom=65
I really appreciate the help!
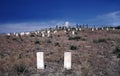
left=0, top=0, right=120, bottom=33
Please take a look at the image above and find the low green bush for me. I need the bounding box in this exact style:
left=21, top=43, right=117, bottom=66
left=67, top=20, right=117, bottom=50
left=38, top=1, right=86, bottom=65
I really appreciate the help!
left=113, top=46, right=120, bottom=58
left=68, top=36, right=86, bottom=41
left=70, top=45, right=77, bottom=50
left=54, top=42, right=60, bottom=47
left=14, top=64, right=27, bottom=75
left=46, top=39, right=52, bottom=43
left=34, top=39, right=40, bottom=44
left=68, top=36, right=81, bottom=41
left=93, top=38, right=107, bottom=43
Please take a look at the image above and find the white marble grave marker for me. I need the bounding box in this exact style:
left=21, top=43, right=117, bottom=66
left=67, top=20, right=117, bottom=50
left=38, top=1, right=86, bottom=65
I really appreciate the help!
left=95, top=28, right=98, bottom=30
left=13, top=32, right=16, bottom=35
left=15, top=33, right=19, bottom=37
left=54, top=30, right=57, bottom=34
left=35, top=32, right=38, bottom=35
left=7, top=33, right=10, bottom=36
left=113, top=28, right=115, bottom=30
left=47, top=30, right=50, bottom=37
left=76, top=28, right=78, bottom=31
left=68, top=28, right=70, bottom=31
left=25, top=32, right=30, bottom=35
left=102, top=27, right=104, bottom=30
left=36, top=52, right=44, bottom=69
left=20, top=32, right=25, bottom=36
left=72, top=31, right=75, bottom=35
left=47, top=33, right=50, bottom=37
left=64, top=52, right=72, bottom=69
left=64, top=30, right=67, bottom=33
left=79, top=28, right=82, bottom=31
left=92, top=28, right=94, bottom=31
left=106, top=28, right=109, bottom=31
left=41, top=32, right=45, bottom=37
left=42, top=33, right=45, bottom=37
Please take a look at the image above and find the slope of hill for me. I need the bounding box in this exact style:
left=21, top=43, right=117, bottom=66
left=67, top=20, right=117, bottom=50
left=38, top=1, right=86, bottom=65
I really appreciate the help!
left=0, top=28, right=120, bottom=76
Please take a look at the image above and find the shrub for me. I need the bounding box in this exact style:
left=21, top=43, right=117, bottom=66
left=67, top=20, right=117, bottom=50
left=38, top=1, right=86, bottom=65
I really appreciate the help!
left=14, top=64, right=27, bottom=75
left=81, top=37, right=86, bottom=41
left=93, top=38, right=107, bottom=43
left=49, top=35, right=53, bottom=38
left=54, top=42, right=60, bottom=47
left=68, top=36, right=81, bottom=41
left=113, top=46, right=120, bottom=58
left=46, top=39, right=52, bottom=43
left=74, top=31, right=78, bottom=35
left=66, top=32, right=69, bottom=35
left=34, top=39, right=40, bottom=44
left=63, top=69, right=73, bottom=75
left=68, top=36, right=86, bottom=41
left=70, top=45, right=77, bottom=50
left=57, top=35, right=60, bottom=37
left=6, top=35, right=10, bottom=39
left=30, top=34, right=35, bottom=37
left=12, top=37, right=18, bottom=41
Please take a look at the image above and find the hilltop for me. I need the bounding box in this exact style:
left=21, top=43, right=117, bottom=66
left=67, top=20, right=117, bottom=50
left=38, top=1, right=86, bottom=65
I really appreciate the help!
left=0, top=27, right=120, bottom=76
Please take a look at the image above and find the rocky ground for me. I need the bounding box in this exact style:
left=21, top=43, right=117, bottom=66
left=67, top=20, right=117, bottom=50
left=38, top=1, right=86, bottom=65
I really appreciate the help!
left=0, top=28, right=120, bottom=76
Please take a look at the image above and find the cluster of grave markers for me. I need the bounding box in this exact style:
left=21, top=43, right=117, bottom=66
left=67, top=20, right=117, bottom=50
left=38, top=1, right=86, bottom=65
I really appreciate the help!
left=36, top=52, right=72, bottom=70
left=6, top=21, right=119, bottom=37
left=6, top=25, right=117, bottom=37
left=6, top=29, right=58, bottom=37
left=5, top=23, right=119, bottom=70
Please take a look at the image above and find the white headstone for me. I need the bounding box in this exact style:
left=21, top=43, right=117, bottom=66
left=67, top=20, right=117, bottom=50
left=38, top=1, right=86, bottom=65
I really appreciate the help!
left=42, top=33, right=45, bottom=37
left=20, top=32, right=25, bottom=36
left=79, top=28, right=82, bottom=31
left=25, top=32, right=30, bottom=35
left=35, top=32, right=38, bottom=35
left=54, top=30, right=57, bottom=34
left=37, top=31, right=39, bottom=34
left=41, top=31, right=45, bottom=37
left=48, top=33, right=50, bottom=37
left=76, top=28, right=78, bottom=31
left=13, top=32, right=16, bottom=35
left=68, top=28, right=70, bottom=31
left=106, top=28, right=109, bottom=31
left=47, top=30, right=50, bottom=37
left=47, top=30, right=50, bottom=34
left=7, top=33, right=10, bottom=36
left=72, top=31, right=75, bottom=35
left=15, top=33, right=19, bottom=37
left=113, top=28, right=115, bottom=30
left=64, top=30, right=67, bottom=33
left=95, top=28, right=98, bottom=30
left=36, top=52, right=44, bottom=69
left=102, top=27, right=104, bottom=30
left=92, top=28, right=94, bottom=31
left=64, top=52, right=72, bottom=70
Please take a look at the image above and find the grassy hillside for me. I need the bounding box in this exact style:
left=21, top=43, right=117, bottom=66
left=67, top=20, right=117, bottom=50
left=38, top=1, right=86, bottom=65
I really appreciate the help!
left=0, top=28, right=120, bottom=76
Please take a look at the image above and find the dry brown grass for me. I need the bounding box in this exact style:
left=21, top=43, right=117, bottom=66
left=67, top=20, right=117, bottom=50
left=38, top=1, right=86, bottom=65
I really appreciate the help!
left=0, top=29, right=120, bottom=76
